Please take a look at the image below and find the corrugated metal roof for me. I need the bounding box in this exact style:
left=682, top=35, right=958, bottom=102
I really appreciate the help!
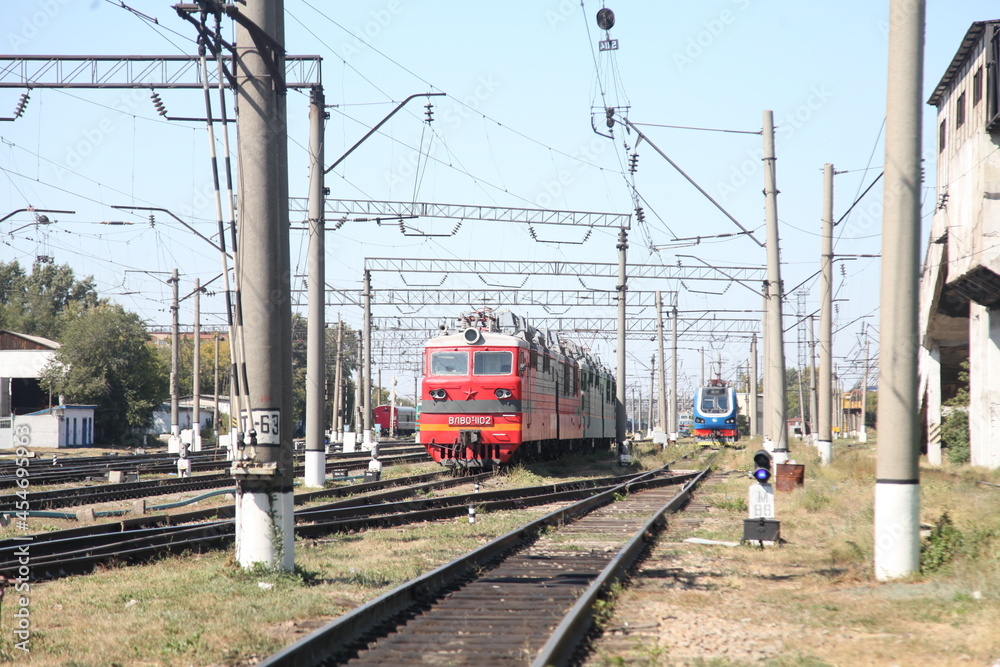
left=927, top=20, right=999, bottom=107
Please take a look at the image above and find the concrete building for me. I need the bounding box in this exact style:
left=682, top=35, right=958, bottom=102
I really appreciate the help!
left=16, top=404, right=97, bottom=448
left=920, top=20, right=1000, bottom=469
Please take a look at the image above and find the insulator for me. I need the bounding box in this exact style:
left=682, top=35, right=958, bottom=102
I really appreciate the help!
left=424, top=102, right=434, bottom=123
left=13, top=91, right=30, bottom=118
left=605, top=106, right=615, bottom=129
left=628, top=152, right=639, bottom=174
left=150, top=92, right=167, bottom=117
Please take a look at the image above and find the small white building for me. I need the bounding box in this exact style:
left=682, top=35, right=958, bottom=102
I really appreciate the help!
left=13, top=404, right=97, bottom=448
left=150, top=395, right=229, bottom=436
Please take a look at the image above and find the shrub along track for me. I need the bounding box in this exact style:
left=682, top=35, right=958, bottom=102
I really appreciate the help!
left=258, top=460, right=714, bottom=667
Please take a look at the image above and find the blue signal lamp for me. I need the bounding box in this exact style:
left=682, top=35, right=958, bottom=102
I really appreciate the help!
left=752, top=449, right=773, bottom=483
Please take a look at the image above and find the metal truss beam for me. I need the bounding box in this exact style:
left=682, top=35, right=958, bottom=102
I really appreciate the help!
left=287, top=199, right=630, bottom=229
left=0, top=55, right=321, bottom=89
left=363, top=257, right=764, bottom=282
left=370, top=316, right=759, bottom=335
left=322, top=288, right=676, bottom=309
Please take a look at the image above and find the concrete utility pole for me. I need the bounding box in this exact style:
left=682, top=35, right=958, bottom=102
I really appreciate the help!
left=232, top=0, right=295, bottom=571
left=818, top=163, right=835, bottom=463
left=648, top=355, right=655, bottom=435
left=876, top=0, right=926, bottom=564
left=615, top=228, right=628, bottom=448
left=656, top=291, right=667, bottom=437
left=671, top=305, right=678, bottom=439
left=213, top=332, right=220, bottom=446
left=363, top=270, right=373, bottom=448
left=762, top=110, right=789, bottom=461
left=809, top=315, right=819, bottom=445
left=355, top=336, right=363, bottom=435
left=761, top=290, right=770, bottom=442
left=750, top=333, right=758, bottom=437
left=169, top=268, right=180, bottom=453
left=332, top=318, right=344, bottom=440
left=860, top=323, right=869, bottom=443
left=193, top=278, right=202, bottom=452
left=700, top=347, right=705, bottom=386
left=304, top=85, right=327, bottom=488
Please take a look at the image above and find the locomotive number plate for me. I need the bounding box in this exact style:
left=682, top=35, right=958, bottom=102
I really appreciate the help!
left=448, top=415, right=493, bottom=426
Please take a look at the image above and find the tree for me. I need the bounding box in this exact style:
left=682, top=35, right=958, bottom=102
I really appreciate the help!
left=40, top=304, right=168, bottom=445
left=0, top=260, right=99, bottom=339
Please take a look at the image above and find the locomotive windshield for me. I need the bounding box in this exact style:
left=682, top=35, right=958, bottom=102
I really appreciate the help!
left=473, top=350, right=513, bottom=375
left=700, top=387, right=730, bottom=414
left=430, top=351, right=469, bottom=375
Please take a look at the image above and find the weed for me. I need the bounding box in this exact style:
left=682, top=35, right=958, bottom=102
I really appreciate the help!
left=803, top=489, right=831, bottom=512
left=921, top=512, right=963, bottom=573
left=712, top=495, right=747, bottom=513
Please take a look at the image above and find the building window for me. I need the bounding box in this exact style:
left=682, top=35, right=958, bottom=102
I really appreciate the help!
left=974, top=66, right=983, bottom=106
left=956, top=92, right=966, bottom=128
left=939, top=119, right=946, bottom=152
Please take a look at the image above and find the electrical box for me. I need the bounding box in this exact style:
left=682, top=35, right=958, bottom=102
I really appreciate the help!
left=743, top=518, right=781, bottom=543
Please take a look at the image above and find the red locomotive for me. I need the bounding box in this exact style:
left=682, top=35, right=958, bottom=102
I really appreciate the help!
left=419, top=310, right=616, bottom=468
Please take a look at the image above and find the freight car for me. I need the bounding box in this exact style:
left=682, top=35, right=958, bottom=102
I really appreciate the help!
left=419, top=310, right=616, bottom=468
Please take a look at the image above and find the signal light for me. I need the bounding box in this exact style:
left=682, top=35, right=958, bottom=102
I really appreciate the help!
left=753, top=449, right=773, bottom=483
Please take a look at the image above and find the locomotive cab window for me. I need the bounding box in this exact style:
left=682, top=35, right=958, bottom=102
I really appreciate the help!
left=430, top=351, right=469, bottom=376
left=700, top=388, right=729, bottom=414
left=473, top=350, right=513, bottom=375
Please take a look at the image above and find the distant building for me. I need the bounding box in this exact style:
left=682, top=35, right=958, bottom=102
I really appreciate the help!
left=920, top=20, right=1000, bottom=468
left=15, top=404, right=97, bottom=448
left=0, top=330, right=61, bottom=449
left=150, top=395, right=229, bottom=436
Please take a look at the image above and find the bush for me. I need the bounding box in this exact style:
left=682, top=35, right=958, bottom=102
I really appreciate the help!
left=921, top=512, right=963, bottom=573
left=941, top=409, right=970, bottom=465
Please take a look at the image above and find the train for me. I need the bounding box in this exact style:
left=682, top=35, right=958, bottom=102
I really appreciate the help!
left=691, top=380, right=740, bottom=442
left=373, top=405, right=417, bottom=436
left=418, top=309, right=617, bottom=468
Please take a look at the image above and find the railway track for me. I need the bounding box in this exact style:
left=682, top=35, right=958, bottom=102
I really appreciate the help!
left=259, top=460, right=713, bottom=667
left=0, top=465, right=685, bottom=581
left=0, top=446, right=428, bottom=510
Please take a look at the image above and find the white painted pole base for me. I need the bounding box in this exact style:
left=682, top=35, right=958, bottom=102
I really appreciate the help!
left=858, top=428, right=868, bottom=444
left=362, top=429, right=372, bottom=450
left=304, top=450, right=326, bottom=488
left=817, top=440, right=832, bottom=464
left=772, top=449, right=789, bottom=465
left=235, top=488, right=295, bottom=571
left=874, top=482, right=920, bottom=581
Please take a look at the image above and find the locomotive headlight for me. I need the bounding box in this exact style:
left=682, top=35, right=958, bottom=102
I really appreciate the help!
left=494, top=388, right=513, bottom=399
left=725, top=418, right=735, bottom=424
left=694, top=417, right=705, bottom=424
left=429, top=389, right=447, bottom=400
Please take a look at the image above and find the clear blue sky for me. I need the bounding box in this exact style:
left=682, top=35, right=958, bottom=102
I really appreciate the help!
left=1, top=1, right=995, bottom=403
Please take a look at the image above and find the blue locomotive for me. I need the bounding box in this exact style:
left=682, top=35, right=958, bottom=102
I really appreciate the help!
left=692, top=380, right=739, bottom=442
